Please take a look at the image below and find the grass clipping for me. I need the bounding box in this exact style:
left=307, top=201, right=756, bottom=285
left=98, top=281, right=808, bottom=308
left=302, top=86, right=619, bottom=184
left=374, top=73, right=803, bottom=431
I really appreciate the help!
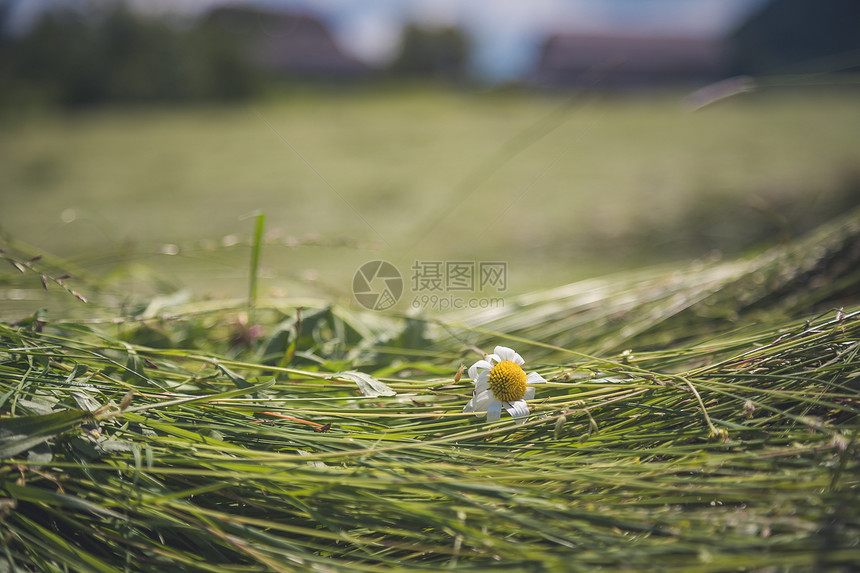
left=2, top=215, right=859, bottom=572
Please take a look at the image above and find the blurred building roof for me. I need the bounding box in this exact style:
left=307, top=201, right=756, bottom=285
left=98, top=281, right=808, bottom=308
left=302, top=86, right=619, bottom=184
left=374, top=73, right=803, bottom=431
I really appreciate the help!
left=203, top=6, right=369, bottom=78
left=533, top=33, right=728, bottom=88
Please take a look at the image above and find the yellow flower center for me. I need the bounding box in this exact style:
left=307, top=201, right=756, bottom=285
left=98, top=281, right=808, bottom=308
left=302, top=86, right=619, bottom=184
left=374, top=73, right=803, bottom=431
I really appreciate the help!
left=488, top=360, right=528, bottom=403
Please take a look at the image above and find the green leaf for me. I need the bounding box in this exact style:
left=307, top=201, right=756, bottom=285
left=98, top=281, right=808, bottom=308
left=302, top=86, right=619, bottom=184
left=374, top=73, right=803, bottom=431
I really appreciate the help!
left=332, top=371, right=396, bottom=397
left=217, top=362, right=253, bottom=389
left=0, top=409, right=88, bottom=434
left=0, top=409, right=88, bottom=458
left=4, top=482, right=125, bottom=520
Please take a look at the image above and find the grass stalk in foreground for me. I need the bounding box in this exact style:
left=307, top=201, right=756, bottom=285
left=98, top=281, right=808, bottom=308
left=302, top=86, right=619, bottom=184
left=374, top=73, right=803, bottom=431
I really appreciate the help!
left=1, top=213, right=859, bottom=572
left=247, top=211, right=266, bottom=323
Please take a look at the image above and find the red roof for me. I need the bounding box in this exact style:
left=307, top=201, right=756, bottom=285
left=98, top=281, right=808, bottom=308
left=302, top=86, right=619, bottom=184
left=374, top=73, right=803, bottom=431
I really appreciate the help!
left=534, top=33, right=728, bottom=87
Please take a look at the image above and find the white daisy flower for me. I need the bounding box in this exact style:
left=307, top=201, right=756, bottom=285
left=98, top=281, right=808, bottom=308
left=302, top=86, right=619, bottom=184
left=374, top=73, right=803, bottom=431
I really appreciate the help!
left=462, top=345, right=546, bottom=424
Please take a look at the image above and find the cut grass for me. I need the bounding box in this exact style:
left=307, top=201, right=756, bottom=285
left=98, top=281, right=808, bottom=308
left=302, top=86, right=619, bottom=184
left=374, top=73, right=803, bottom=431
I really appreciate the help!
left=1, top=209, right=858, bottom=571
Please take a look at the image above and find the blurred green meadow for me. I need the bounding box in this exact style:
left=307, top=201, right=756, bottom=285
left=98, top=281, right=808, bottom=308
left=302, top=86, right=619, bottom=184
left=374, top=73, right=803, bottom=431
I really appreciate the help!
left=2, top=84, right=859, bottom=312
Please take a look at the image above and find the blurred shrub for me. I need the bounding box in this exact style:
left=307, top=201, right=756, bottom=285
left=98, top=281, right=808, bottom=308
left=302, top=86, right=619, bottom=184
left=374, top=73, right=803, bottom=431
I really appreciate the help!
left=0, top=4, right=260, bottom=109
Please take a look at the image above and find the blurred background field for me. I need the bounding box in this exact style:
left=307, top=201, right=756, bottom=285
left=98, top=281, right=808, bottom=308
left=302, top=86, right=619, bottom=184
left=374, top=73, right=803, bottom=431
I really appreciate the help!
left=2, top=85, right=859, bottom=308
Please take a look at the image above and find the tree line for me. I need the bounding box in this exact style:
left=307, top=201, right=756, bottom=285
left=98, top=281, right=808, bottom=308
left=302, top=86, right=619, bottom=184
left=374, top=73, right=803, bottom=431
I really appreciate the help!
left=0, top=3, right=470, bottom=109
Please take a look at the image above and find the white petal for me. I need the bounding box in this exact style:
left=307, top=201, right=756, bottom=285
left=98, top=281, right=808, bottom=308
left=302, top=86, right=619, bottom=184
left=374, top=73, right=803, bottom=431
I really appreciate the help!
left=468, top=359, right=492, bottom=382
left=505, top=400, right=530, bottom=423
left=524, top=386, right=535, bottom=401
left=468, top=364, right=479, bottom=382
left=465, top=390, right=491, bottom=416
left=475, top=376, right=490, bottom=395
left=486, top=399, right=503, bottom=422
left=485, top=353, right=501, bottom=365
left=495, top=345, right=525, bottom=365
left=462, top=396, right=476, bottom=413
left=527, top=371, right=546, bottom=384
left=493, top=346, right=516, bottom=362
